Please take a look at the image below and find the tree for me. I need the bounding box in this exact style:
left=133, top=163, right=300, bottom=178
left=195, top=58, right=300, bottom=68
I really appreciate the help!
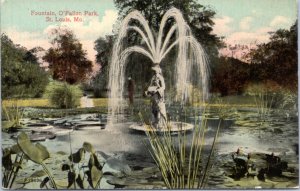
left=43, top=28, right=93, bottom=84
left=246, top=22, right=297, bottom=91
left=1, top=34, right=49, bottom=98
left=94, top=35, right=114, bottom=69
left=114, top=0, right=222, bottom=57
left=92, top=35, right=114, bottom=97
left=113, top=0, right=223, bottom=94
left=211, top=57, right=251, bottom=96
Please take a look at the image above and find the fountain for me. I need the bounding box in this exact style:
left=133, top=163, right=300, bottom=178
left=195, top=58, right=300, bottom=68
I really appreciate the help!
left=108, top=8, right=209, bottom=131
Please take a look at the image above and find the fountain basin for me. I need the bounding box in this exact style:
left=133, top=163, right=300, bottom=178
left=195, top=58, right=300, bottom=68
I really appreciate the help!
left=129, top=121, right=193, bottom=133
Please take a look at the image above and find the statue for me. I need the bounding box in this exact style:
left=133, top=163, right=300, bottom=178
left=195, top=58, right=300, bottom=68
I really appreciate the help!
left=144, top=64, right=167, bottom=128
left=108, top=8, right=209, bottom=131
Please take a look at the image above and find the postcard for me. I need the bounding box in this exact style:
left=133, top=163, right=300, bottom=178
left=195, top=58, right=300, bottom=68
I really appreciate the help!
left=1, top=0, right=298, bottom=189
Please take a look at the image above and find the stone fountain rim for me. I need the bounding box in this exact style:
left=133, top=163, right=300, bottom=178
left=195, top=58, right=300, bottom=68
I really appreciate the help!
left=129, top=121, right=194, bottom=132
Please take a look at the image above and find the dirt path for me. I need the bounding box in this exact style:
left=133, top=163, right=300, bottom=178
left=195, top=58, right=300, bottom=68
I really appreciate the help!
left=80, top=96, right=94, bottom=108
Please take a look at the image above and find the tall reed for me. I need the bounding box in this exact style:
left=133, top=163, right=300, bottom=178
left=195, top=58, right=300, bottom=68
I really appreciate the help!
left=2, top=100, right=24, bottom=130
left=141, top=111, right=214, bottom=189
left=254, top=91, right=275, bottom=121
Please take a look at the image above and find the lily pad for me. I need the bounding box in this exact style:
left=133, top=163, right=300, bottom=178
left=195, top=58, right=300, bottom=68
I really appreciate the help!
left=30, top=170, right=46, bottom=178
left=30, top=131, right=56, bottom=142
left=17, top=132, right=50, bottom=164
left=2, top=121, right=16, bottom=129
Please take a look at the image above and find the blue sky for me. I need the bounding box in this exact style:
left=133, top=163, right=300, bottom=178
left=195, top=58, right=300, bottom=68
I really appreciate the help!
left=198, top=0, right=297, bottom=44
left=1, top=0, right=297, bottom=62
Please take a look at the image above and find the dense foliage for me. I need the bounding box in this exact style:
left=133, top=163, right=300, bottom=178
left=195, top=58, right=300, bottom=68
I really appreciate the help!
left=246, top=22, right=297, bottom=91
left=43, top=28, right=93, bottom=84
left=92, top=36, right=114, bottom=97
left=44, top=80, right=83, bottom=109
left=1, top=34, right=49, bottom=98
left=211, top=22, right=297, bottom=96
left=114, top=0, right=222, bottom=54
left=211, top=57, right=251, bottom=96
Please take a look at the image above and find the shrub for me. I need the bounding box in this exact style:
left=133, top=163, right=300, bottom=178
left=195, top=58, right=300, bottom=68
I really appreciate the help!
left=45, top=81, right=83, bottom=108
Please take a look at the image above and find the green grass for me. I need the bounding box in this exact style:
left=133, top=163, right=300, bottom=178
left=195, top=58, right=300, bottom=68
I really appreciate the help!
left=2, top=95, right=257, bottom=108
left=2, top=99, right=50, bottom=108
left=92, top=98, right=109, bottom=107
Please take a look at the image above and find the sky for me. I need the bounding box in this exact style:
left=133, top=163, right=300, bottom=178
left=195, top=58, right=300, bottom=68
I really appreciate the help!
left=1, top=0, right=298, bottom=65
left=198, top=0, right=297, bottom=45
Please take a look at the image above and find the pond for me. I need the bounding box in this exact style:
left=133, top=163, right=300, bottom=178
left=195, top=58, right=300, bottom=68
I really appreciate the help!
left=2, top=106, right=299, bottom=189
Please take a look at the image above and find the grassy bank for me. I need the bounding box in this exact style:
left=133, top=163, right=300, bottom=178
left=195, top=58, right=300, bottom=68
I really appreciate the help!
left=2, top=95, right=257, bottom=109
left=2, top=99, right=50, bottom=108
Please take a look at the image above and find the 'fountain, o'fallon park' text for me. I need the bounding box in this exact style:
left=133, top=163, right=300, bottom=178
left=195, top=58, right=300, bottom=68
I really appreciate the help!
left=30, top=10, right=99, bottom=23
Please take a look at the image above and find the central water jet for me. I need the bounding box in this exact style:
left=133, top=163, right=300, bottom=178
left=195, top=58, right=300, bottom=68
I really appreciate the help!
left=108, top=7, right=209, bottom=129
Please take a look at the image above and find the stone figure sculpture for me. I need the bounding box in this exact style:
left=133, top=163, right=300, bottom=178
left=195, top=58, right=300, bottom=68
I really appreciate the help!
left=145, top=64, right=167, bottom=128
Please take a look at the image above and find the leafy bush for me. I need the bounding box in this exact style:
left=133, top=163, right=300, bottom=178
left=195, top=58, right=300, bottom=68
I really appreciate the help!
left=45, top=81, right=83, bottom=108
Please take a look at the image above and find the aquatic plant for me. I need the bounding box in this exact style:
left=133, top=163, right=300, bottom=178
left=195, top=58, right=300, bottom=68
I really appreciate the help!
left=2, top=144, right=23, bottom=188
left=2, top=100, right=24, bottom=131
left=61, top=141, right=103, bottom=189
left=198, top=98, right=229, bottom=187
left=245, top=82, right=275, bottom=121
left=3, top=132, right=104, bottom=189
left=141, top=111, right=223, bottom=189
left=245, top=81, right=292, bottom=121
left=142, top=97, right=231, bottom=189
left=3, top=132, right=56, bottom=189
left=16, top=132, right=57, bottom=189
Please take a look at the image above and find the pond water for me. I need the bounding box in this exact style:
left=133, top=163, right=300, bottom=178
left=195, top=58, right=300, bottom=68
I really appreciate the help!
left=2, top=106, right=299, bottom=189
